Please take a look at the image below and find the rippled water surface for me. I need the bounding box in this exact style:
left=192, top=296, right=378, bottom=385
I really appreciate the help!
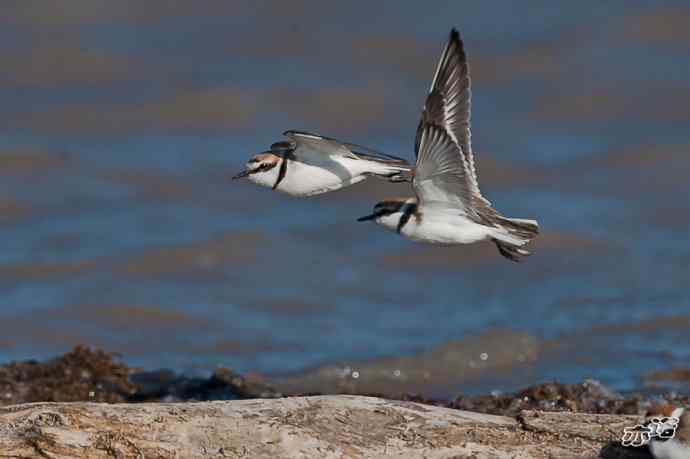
left=1, top=1, right=689, bottom=398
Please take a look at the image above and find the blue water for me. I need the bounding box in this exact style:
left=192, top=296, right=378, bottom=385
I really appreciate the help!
left=0, top=1, right=689, bottom=397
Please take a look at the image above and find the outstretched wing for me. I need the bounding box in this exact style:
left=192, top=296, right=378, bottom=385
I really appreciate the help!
left=414, top=124, right=475, bottom=213
left=415, top=28, right=488, bottom=204
left=284, top=130, right=410, bottom=166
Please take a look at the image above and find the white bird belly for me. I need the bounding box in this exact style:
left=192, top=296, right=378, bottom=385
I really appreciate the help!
left=250, top=159, right=366, bottom=196
left=377, top=211, right=491, bottom=245
left=403, top=214, right=491, bottom=244
left=279, top=160, right=367, bottom=196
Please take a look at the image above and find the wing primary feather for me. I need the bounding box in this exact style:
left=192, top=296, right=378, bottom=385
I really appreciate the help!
left=285, top=130, right=410, bottom=165
left=416, top=28, right=491, bottom=206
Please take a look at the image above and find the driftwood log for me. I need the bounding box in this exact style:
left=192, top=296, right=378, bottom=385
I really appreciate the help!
left=0, top=395, right=651, bottom=458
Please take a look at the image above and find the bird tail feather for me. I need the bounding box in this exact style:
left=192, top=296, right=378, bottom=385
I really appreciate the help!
left=491, top=217, right=539, bottom=262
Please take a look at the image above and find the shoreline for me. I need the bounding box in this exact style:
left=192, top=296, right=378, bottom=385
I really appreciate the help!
left=1, top=346, right=687, bottom=418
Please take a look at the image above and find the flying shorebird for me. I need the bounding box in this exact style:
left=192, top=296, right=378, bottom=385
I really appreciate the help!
left=232, top=130, right=412, bottom=197
left=357, top=28, right=539, bottom=261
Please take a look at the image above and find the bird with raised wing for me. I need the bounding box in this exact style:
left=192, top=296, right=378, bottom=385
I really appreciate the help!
left=233, top=130, right=412, bottom=197
left=357, top=28, right=539, bottom=261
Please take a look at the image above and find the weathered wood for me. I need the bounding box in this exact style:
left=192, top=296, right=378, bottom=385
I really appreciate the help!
left=519, top=410, right=641, bottom=442
left=0, top=395, right=649, bottom=458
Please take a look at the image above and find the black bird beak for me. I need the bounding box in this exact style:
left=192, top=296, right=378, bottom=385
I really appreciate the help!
left=357, top=212, right=378, bottom=222
left=232, top=169, right=251, bottom=180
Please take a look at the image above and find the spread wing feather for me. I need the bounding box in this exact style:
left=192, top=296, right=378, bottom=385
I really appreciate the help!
left=414, top=124, right=474, bottom=211
left=414, top=29, right=489, bottom=206
left=284, top=130, right=409, bottom=165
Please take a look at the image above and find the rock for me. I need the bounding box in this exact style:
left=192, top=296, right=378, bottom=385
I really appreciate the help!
left=0, top=395, right=652, bottom=458
left=450, top=379, right=675, bottom=417
left=127, top=367, right=282, bottom=402
left=0, top=346, right=135, bottom=405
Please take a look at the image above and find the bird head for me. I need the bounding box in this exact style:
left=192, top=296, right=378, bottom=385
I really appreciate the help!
left=233, top=152, right=280, bottom=180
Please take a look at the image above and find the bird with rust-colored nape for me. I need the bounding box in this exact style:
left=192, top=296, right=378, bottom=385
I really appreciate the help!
left=233, top=130, right=412, bottom=197
left=357, top=28, right=539, bottom=262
